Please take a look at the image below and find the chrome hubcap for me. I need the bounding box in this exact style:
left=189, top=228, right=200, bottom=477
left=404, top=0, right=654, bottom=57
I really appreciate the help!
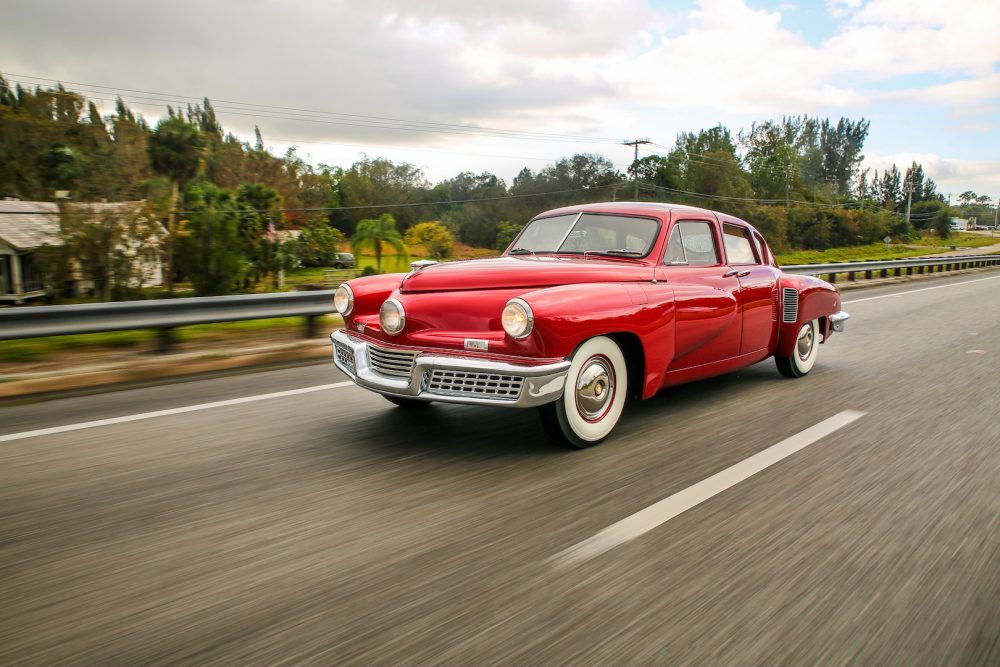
left=576, top=357, right=614, bottom=420
left=796, top=323, right=814, bottom=361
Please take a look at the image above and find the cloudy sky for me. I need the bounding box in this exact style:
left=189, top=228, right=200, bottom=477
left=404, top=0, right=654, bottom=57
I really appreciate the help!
left=2, top=0, right=998, bottom=196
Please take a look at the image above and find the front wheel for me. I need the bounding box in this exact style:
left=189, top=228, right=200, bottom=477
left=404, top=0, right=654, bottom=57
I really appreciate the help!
left=540, top=336, right=628, bottom=449
left=776, top=319, right=820, bottom=378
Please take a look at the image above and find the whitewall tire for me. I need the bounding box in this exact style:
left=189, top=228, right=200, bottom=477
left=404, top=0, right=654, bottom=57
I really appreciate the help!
left=776, top=318, right=819, bottom=378
left=540, top=336, right=628, bottom=448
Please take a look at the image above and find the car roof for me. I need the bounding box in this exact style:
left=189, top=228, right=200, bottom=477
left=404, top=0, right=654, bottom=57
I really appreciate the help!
left=536, top=201, right=722, bottom=219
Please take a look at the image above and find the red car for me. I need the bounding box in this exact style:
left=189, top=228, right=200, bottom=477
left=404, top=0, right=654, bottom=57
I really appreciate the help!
left=331, top=202, right=848, bottom=448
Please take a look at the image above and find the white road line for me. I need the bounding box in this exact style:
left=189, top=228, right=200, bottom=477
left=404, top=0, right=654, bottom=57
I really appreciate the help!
left=843, top=274, right=1000, bottom=304
left=549, top=410, right=866, bottom=568
left=0, top=382, right=355, bottom=443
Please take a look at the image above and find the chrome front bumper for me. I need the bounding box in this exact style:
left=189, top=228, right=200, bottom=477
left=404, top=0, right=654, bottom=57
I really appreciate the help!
left=330, top=330, right=570, bottom=408
left=830, top=310, right=850, bottom=332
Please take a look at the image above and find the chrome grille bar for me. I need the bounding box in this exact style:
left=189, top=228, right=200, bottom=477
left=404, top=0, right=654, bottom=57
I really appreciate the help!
left=368, top=344, right=418, bottom=378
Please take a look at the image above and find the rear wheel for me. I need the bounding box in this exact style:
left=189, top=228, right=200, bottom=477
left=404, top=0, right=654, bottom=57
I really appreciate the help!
left=539, top=336, right=628, bottom=449
left=382, top=395, right=430, bottom=409
left=776, top=319, right=819, bottom=378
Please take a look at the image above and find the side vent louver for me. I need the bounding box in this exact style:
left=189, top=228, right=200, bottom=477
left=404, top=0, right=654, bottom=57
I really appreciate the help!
left=782, top=288, right=799, bottom=323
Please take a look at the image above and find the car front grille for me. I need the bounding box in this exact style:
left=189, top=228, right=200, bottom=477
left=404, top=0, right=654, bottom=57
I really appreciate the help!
left=334, top=342, right=356, bottom=371
left=782, top=288, right=799, bottom=323
left=368, top=344, right=418, bottom=378
left=427, top=369, right=524, bottom=401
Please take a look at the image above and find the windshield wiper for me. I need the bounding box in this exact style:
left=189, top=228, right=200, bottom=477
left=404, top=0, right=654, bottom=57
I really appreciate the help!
left=587, top=249, right=645, bottom=257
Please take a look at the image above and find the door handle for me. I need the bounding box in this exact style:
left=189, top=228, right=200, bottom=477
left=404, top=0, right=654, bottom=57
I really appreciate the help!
left=738, top=270, right=751, bottom=277
left=723, top=269, right=739, bottom=277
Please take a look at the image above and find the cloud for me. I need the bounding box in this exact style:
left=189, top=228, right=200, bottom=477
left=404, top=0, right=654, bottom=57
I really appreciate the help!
left=864, top=152, right=1000, bottom=192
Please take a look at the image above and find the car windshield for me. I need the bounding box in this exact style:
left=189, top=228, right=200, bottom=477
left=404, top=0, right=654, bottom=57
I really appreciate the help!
left=510, top=213, right=658, bottom=257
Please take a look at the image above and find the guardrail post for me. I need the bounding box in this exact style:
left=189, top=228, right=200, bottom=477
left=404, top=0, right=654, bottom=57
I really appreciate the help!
left=156, top=327, right=174, bottom=353
left=894, top=267, right=901, bottom=276
left=918, top=265, right=925, bottom=274
left=848, top=271, right=856, bottom=281
left=827, top=272, right=836, bottom=283
left=865, top=270, right=873, bottom=279
left=304, top=315, right=318, bottom=338
left=881, top=269, right=888, bottom=278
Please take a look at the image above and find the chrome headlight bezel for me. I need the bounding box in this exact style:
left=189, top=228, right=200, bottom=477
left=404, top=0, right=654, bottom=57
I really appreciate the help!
left=380, top=298, right=405, bottom=335
left=502, top=298, right=534, bottom=339
left=334, top=284, right=354, bottom=316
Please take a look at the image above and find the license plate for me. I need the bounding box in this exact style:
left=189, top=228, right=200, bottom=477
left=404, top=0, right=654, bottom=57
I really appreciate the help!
left=464, top=338, right=489, bottom=351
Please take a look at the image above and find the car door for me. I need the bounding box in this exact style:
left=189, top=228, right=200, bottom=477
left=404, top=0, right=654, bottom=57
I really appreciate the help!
left=721, top=222, right=780, bottom=354
left=659, top=217, right=742, bottom=370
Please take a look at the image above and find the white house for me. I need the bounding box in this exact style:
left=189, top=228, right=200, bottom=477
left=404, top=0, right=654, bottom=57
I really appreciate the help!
left=0, top=199, right=60, bottom=303
left=0, top=199, right=166, bottom=303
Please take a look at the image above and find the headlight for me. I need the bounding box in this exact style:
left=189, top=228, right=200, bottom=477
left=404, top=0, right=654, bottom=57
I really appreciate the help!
left=502, top=298, right=533, bottom=339
left=380, top=298, right=405, bottom=335
left=334, top=284, right=354, bottom=316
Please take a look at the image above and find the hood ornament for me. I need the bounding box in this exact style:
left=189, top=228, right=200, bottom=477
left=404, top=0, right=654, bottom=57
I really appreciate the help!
left=410, top=259, right=438, bottom=271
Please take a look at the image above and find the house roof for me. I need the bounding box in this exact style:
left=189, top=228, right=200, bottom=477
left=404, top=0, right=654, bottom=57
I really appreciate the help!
left=0, top=200, right=60, bottom=251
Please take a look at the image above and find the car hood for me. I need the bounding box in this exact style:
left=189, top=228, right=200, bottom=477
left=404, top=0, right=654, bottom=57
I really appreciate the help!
left=400, top=256, right=653, bottom=293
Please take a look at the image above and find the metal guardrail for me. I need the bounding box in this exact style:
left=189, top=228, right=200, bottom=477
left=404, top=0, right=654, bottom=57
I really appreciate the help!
left=782, top=254, right=1000, bottom=282
left=0, top=290, right=336, bottom=347
left=1, top=254, right=998, bottom=346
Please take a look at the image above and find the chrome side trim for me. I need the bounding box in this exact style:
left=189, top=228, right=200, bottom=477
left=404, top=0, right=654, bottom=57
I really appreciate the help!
left=830, top=310, right=850, bottom=332
left=331, top=330, right=570, bottom=408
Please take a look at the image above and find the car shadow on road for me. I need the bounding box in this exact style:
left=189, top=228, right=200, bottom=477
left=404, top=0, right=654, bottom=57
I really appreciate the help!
left=309, top=361, right=785, bottom=464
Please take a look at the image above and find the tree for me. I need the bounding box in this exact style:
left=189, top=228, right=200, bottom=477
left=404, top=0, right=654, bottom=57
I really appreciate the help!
left=176, top=182, right=246, bottom=295
left=294, top=217, right=346, bottom=266
left=148, top=115, right=206, bottom=295
left=933, top=207, right=951, bottom=239
left=404, top=221, right=454, bottom=259
left=494, top=221, right=522, bottom=251
left=40, top=203, right=164, bottom=301
left=351, top=213, right=408, bottom=272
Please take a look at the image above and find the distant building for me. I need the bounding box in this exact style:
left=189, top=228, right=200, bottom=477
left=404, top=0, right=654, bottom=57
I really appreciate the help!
left=0, top=200, right=60, bottom=303
left=950, top=217, right=970, bottom=231
left=0, top=199, right=166, bottom=303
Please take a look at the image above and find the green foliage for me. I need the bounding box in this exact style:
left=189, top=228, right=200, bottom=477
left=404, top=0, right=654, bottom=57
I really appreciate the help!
left=360, top=265, right=378, bottom=276
left=404, top=221, right=454, bottom=259
left=176, top=182, right=246, bottom=295
left=147, top=116, right=206, bottom=184
left=934, top=207, right=952, bottom=239
left=351, top=213, right=409, bottom=272
left=293, top=217, right=346, bottom=266
left=494, top=220, right=523, bottom=252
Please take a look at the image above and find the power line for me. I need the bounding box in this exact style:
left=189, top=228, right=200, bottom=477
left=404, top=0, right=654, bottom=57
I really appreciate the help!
left=4, top=72, right=624, bottom=145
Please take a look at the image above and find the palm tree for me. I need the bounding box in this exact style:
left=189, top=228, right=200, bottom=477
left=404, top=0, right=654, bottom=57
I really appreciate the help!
left=148, top=115, right=206, bottom=295
left=351, top=213, right=409, bottom=272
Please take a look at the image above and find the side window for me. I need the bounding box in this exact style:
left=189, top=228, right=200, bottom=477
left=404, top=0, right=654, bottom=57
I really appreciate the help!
left=663, top=226, right=686, bottom=263
left=723, top=224, right=759, bottom=264
left=752, top=232, right=771, bottom=265
left=664, top=221, right=721, bottom=266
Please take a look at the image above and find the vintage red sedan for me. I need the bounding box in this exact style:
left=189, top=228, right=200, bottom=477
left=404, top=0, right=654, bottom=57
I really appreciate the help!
left=331, top=202, right=848, bottom=447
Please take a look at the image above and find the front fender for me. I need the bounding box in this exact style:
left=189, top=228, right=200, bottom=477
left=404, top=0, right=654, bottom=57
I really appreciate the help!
left=523, top=282, right=675, bottom=399
left=776, top=274, right=841, bottom=357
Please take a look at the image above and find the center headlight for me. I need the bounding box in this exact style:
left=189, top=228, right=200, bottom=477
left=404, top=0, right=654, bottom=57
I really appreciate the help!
left=502, top=298, right=533, bottom=339
left=333, top=284, right=354, bottom=315
left=380, top=298, right=405, bottom=335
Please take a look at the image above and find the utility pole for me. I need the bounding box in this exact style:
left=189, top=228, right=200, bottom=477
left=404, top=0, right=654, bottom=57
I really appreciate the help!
left=623, top=138, right=652, bottom=200
left=904, top=174, right=914, bottom=229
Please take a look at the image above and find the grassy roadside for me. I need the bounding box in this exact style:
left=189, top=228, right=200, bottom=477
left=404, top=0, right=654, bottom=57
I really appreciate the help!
left=775, top=233, right=999, bottom=265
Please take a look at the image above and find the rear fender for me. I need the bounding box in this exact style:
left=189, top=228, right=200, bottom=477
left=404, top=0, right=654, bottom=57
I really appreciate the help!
left=776, top=274, right=841, bottom=357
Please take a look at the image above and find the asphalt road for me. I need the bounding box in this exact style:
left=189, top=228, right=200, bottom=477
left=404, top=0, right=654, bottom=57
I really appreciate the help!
left=2, top=273, right=998, bottom=666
